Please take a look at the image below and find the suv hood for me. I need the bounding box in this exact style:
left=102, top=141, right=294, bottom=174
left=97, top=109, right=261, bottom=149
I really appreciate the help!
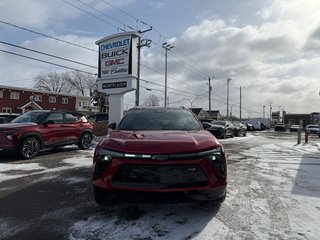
left=99, top=130, right=219, bottom=154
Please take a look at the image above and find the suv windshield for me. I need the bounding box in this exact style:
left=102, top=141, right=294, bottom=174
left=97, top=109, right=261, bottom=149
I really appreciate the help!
left=11, top=111, right=48, bottom=124
left=118, top=108, right=202, bottom=131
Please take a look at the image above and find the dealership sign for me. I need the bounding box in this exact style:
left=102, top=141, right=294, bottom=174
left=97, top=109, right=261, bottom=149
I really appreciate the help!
left=95, top=31, right=141, bottom=124
left=96, top=31, right=140, bottom=80
left=96, top=31, right=140, bottom=95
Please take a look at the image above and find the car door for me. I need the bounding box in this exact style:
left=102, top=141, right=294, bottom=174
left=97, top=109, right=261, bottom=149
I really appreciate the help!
left=63, top=112, right=82, bottom=144
left=40, top=112, right=68, bottom=147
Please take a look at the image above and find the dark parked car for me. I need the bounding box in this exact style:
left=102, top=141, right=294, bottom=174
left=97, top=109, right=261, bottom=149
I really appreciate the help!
left=203, top=120, right=235, bottom=139
left=93, top=107, right=227, bottom=205
left=246, top=123, right=254, bottom=131
left=305, top=124, right=320, bottom=136
left=0, top=110, right=93, bottom=159
left=0, top=113, right=20, bottom=124
left=234, top=122, right=247, bottom=136
left=274, top=123, right=286, bottom=131
left=289, top=125, right=302, bottom=132
left=87, top=112, right=108, bottom=123
left=87, top=112, right=109, bottom=136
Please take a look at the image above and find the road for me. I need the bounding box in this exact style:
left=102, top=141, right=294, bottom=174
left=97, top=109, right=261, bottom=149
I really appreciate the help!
left=0, top=131, right=319, bottom=239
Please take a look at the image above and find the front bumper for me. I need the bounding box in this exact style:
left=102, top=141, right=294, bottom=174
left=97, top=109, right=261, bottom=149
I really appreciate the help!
left=94, top=186, right=226, bottom=203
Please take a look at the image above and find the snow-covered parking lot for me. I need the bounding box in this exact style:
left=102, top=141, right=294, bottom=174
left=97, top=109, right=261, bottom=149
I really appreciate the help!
left=0, top=132, right=320, bottom=240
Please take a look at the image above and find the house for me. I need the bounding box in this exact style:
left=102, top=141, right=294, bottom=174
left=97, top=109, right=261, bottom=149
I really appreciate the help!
left=283, top=113, right=311, bottom=127
left=189, top=108, right=211, bottom=119
left=206, top=110, right=221, bottom=120
left=0, top=84, right=96, bottom=114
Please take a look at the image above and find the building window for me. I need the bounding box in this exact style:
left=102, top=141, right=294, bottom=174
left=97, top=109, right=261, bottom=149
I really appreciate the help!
left=0, top=90, right=3, bottom=98
left=34, top=95, right=42, bottom=102
left=2, top=107, right=12, bottom=113
left=10, top=92, right=20, bottom=100
left=62, top=97, right=69, bottom=104
left=49, top=96, right=56, bottom=103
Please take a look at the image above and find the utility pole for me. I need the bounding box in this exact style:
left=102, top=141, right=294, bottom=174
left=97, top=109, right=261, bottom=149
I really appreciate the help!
left=135, top=27, right=152, bottom=107
left=239, top=86, right=242, bottom=121
left=208, top=76, right=214, bottom=117
left=226, top=78, right=232, bottom=120
left=270, top=102, right=272, bottom=126
left=162, top=42, right=174, bottom=107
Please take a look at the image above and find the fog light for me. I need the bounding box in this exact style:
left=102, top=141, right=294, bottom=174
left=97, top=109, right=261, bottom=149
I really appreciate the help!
left=102, top=155, right=112, bottom=161
left=6, top=135, right=13, bottom=141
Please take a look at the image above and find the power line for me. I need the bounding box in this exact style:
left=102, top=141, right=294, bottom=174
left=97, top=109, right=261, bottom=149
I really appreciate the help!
left=0, top=49, right=96, bottom=75
left=101, top=0, right=152, bottom=29
left=61, top=0, right=125, bottom=32
left=0, top=40, right=97, bottom=69
left=73, top=0, right=135, bottom=31
left=0, top=20, right=97, bottom=52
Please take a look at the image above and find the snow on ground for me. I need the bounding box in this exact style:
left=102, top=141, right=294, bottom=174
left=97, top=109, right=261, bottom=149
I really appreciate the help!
left=0, top=149, right=94, bottom=183
left=1, top=135, right=320, bottom=239
left=67, top=138, right=320, bottom=240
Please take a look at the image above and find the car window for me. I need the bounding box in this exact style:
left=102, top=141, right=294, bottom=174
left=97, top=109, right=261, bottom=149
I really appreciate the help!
left=97, top=114, right=108, bottom=121
left=46, top=112, right=64, bottom=124
left=213, top=121, right=226, bottom=126
left=118, top=109, right=202, bottom=131
left=11, top=111, right=47, bottom=123
left=65, top=113, right=80, bottom=123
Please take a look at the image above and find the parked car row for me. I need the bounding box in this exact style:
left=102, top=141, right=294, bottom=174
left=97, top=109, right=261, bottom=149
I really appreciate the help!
left=274, top=123, right=320, bottom=136
left=199, top=119, right=247, bottom=139
left=0, top=113, right=20, bottom=124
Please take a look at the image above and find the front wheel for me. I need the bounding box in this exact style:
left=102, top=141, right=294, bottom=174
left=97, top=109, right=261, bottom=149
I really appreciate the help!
left=18, top=137, right=40, bottom=159
left=93, top=187, right=115, bottom=208
left=78, top=132, right=92, bottom=149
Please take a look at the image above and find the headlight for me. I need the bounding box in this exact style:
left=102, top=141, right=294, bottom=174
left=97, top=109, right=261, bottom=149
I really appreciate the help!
left=198, top=147, right=223, bottom=161
left=98, top=149, right=124, bottom=162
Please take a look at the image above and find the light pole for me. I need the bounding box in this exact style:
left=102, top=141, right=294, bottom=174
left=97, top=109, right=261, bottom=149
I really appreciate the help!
left=226, top=78, right=232, bottom=119
left=162, top=42, right=174, bottom=107
left=184, top=97, right=199, bottom=108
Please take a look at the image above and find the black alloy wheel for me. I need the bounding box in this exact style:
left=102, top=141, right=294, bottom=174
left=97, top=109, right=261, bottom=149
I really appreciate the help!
left=78, top=132, right=92, bottom=149
left=18, top=137, right=40, bottom=159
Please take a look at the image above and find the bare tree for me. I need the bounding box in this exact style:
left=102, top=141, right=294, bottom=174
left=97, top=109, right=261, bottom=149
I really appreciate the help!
left=143, top=95, right=160, bottom=106
left=34, top=72, right=73, bottom=93
left=33, top=71, right=107, bottom=111
left=66, top=71, right=97, bottom=97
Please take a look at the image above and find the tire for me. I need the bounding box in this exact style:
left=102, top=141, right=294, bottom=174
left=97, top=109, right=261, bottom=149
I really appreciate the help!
left=93, top=187, right=115, bottom=207
left=214, top=192, right=226, bottom=204
left=18, top=137, right=40, bottom=159
left=78, top=132, right=92, bottom=149
left=222, top=131, right=226, bottom=139
left=230, top=131, right=234, bottom=138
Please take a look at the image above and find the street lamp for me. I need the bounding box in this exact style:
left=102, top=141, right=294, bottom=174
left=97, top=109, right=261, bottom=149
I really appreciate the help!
left=226, top=78, right=232, bottom=119
left=162, top=42, right=174, bottom=107
left=184, top=98, right=199, bottom=108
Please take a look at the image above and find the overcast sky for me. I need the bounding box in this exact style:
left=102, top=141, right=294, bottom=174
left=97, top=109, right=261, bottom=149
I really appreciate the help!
left=1, top=0, right=320, bottom=118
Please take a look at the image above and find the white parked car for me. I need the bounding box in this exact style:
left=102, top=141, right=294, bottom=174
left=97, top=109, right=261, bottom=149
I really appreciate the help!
left=305, top=124, right=320, bottom=136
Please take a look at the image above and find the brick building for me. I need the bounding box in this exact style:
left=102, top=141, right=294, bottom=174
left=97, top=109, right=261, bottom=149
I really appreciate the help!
left=0, top=84, right=95, bottom=114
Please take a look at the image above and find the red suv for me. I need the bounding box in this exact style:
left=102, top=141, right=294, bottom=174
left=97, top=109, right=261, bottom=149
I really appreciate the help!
left=0, top=110, right=93, bottom=159
left=93, top=107, right=227, bottom=205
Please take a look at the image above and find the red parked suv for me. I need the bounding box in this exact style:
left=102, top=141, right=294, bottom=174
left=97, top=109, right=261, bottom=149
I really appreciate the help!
left=93, top=107, right=227, bottom=205
left=0, top=110, right=93, bottom=159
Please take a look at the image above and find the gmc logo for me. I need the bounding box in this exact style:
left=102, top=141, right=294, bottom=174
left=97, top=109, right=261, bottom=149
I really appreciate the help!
left=105, top=58, right=125, bottom=66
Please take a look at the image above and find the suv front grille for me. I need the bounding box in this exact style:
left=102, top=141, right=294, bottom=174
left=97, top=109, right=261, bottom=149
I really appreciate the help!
left=112, top=164, right=208, bottom=189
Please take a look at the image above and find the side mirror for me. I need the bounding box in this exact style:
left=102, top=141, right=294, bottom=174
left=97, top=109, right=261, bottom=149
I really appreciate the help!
left=202, top=122, right=212, bottom=129
left=108, top=122, right=116, bottom=130
left=45, top=120, right=55, bottom=124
